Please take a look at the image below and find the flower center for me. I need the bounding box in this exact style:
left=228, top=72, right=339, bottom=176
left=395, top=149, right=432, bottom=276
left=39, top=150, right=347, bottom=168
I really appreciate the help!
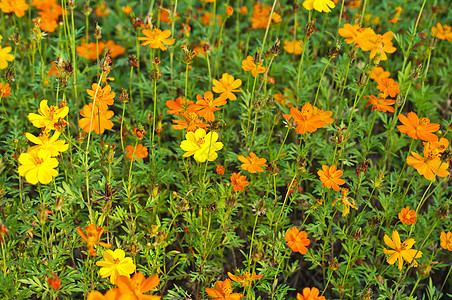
left=222, top=287, right=232, bottom=296
left=418, top=118, right=429, bottom=126
left=197, top=137, right=205, bottom=146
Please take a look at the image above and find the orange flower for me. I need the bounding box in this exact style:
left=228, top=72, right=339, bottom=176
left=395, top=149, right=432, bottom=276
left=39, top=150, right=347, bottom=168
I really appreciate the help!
left=230, top=172, right=249, bottom=191
left=317, top=165, right=346, bottom=191
left=274, top=90, right=295, bottom=107
left=125, top=144, right=148, bottom=161
left=398, top=206, right=417, bottom=225
left=359, top=31, right=397, bottom=61
left=365, top=94, right=395, bottom=112
left=200, top=12, right=215, bottom=26
left=0, top=0, right=29, bottom=17
left=105, top=40, right=126, bottom=58
left=338, top=23, right=374, bottom=47
left=76, top=224, right=112, bottom=256
left=172, top=112, right=209, bottom=132
left=349, top=0, right=361, bottom=9
left=250, top=4, right=271, bottom=29
left=116, top=272, right=161, bottom=300
left=216, top=165, right=225, bottom=175
left=160, top=8, right=176, bottom=24
left=206, top=279, right=243, bottom=300
left=242, top=56, right=266, bottom=77
left=166, top=97, right=194, bottom=116
left=138, top=28, right=175, bottom=51
left=283, top=103, right=334, bottom=134
left=193, top=91, right=226, bottom=122
left=440, top=232, right=452, bottom=251
left=397, top=112, right=440, bottom=142
left=388, top=7, right=402, bottom=24
left=283, top=40, right=303, bottom=55
left=227, top=271, right=263, bottom=287
left=370, top=66, right=390, bottom=82
left=79, top=103, right=114, bottom=134
left=87, top=289, right=121, bottom=300
left=431, top=23, right=452, bottom=41
left=86, top=83, right=115, bottom=111
left=377, top=78, right=400, bottom=97
left=406, top=138, right=450, bottom=181
left=239, top=6, right=248, bottom=15
left=95, top=2, right=109, bottom=17
left=122, top=5, right=132, bottom=15
left=212, top=73, right=243, bottom=101
left=297, top=287, right=325, bottom=300
left=238, top=152, right=267, bottom=173
left=0, top=82, right=11, bottom=98
left=47, top=274, right=61, bottom=290
left=226, top=6, right=233, bottom=17
left=77, top=42, right=103, bottom=60
left=285, top=227, right=310, bottom=254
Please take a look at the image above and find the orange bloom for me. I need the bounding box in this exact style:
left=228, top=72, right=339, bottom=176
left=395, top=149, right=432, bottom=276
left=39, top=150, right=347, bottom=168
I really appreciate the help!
left=317, top=165, right=346, bottom=191
left=226, top=6, right=233, bottom=17
left=331, top=188, right=357, bottom=216
left=431, top=23, right=452, bottom=41
left=86, top=83, right=115, bottom=111
left=397, top=112, right=440, bottom=142
left=349, top=0, right=361, bottom=9
left=160, top=8, right=176, bottom=24
left=87, top=289, right=121, bottom=300
left=47, top=62, right=59, bottom=77
left=250, top=4, right=271, bottom=29
left=230, top=172, right=249, bottom=191
left=193, top=91, right=226, bottom=122
left=79, top=103, right=114, bottom=134
left=238, top=152, right=267, bottom=173
left=0, top=0, right=29, bottom=17
left=172, top=112, right=209, bottom=132
left=283, top=103, right=334, bottom=134
left=406, top=138, right=450, bottom=181
left=370, top=66, right=390, bottom=82
left=0, top=82, right=11, bottom=98
left=359, top=31, right=397, bottom=61
left=138, top=28, right=175, bottom=51
left=105, top=40, right=126, bottom=58
left=283, top=39, right=303, bottom=55
left=297, top=287, right=325, bottom=300
left=338, top=23, right=375, bottom=47
left=365, top=94, right=395, bottom=112
left=200, top=12, right=215, bottom=26
left=239, top=6, right=248, bottom=15
left=440, top=232, right=452, bottom=251
left=125, top=144, right=148, bottom=161
left=398, top=206, right=417, bottom=225
left=76, top=42, right=102, bottom=60
left=76, top=224, right=112, bottom=256
left=166, top=97, right=194, bottom=116
left=377, top=78, right=400, bottom=97
left=206, top=279, right=242, bottom=300
left=116, top=272, right=161, bottom=300
left=285, top=227, right=310, bottom=254
left=242, top=56, right=266, bottom=77
left=216, top=165, right=225, bottom=175
left=47, top=274, right=61, bottom=290
left=274, top=90, right=295, bottom=108
left=212, top=73, right=243, bottom=101
left=122, top=5, right=132, bottom=15
left=95, top=2, right=109, bottom=17
left=227, top=271, right=263, bottom=287
left=388, top=7, right=402, bottom=24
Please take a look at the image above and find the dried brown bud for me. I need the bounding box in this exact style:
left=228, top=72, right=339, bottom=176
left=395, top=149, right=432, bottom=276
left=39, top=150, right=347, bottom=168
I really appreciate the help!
left=120, top=88, right=129, bottom=103
left=305, top=18, right=316, bottom=37
left=267, top=160, right=279, bottom=175
left=94, top=23, right=102, bottom=40
left=128, top=54, right=138, bottom=68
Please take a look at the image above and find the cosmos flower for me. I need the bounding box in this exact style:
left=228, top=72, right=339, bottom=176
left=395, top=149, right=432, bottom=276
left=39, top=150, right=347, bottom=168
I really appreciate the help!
left=96, top=249, right=136, bottom=284
left=383, top=231, right=422, bottom=270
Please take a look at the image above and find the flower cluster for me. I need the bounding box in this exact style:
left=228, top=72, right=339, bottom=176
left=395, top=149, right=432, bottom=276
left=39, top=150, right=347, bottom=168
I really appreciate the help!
left=79, top=83, right=115, bottom=134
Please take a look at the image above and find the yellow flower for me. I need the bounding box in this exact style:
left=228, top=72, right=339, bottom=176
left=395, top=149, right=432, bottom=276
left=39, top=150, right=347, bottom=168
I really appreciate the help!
left=359, top=31, right=396, bottom=61
left=431, top=23, right=452, bottom=41
left=26, top=131, right=68, bottom=157
left=0, top=45, right=14, bottom=69
left=283, top=40, right=303, bottom=55
left=383, top=231, right=422, bottom=270
left=302, top=0, right=335, bottom=13
left=331, top=188, right=357, bottom=216
left=180, top=128, right=223, bottom=162
left=440, top=232, right=452, bottom=251
left=138, top=28, right=175, bottom=51
left=18, top=149, right=59, bottom=185
left=96, top=249, right=136, bottom=284
left=212, top=73, right=243, bottom=101
left=28, top=100, right=69, bottom=133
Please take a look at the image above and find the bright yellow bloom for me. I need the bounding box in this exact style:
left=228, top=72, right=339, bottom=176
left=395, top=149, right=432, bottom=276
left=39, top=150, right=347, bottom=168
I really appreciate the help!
left=28, top=100, right=69, bottom=133
left=241, top=56, right=266, bottom=77
left=138, top=28, right=175, bottom=51
left=18, top=149, right=59, bottom=185
left=96, top=249, right=136, bottom=284
left=0, top=45, right=14, bottom=69
left=180, top=128, right=223, bottom=162
left=283, top=40, right=303, bottom=55
left=26, top=131, right=68, bottom=157
left=212, top=73, right=243, bottom=101
left=302, top=0, right=335, bottom=13
left=383, top=231, right=422, bottom=270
